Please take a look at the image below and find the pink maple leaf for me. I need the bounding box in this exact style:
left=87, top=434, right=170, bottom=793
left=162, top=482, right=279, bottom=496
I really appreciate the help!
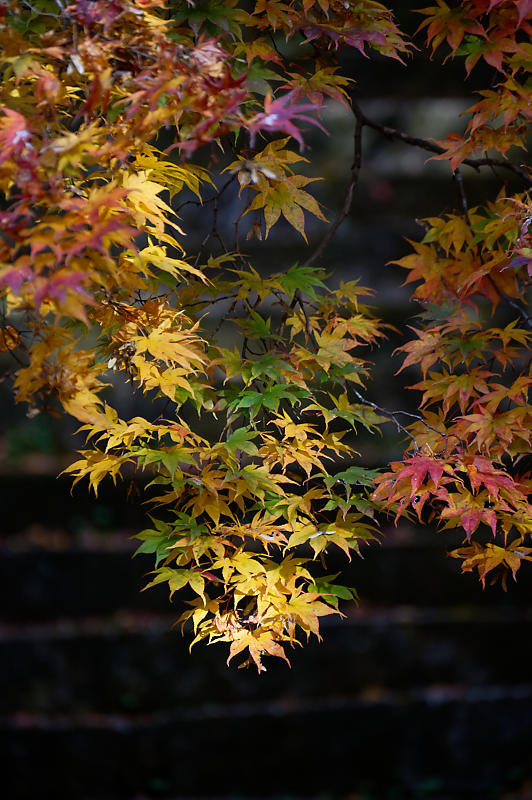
left=248, top=91, right=328, bottom=150
left=506, top=255, right=532, bottom=276
left=0, top=264, right=32, bottom=294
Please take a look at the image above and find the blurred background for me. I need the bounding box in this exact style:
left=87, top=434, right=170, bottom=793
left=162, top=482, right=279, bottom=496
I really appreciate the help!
left=2, top=2, right=532, bottom=797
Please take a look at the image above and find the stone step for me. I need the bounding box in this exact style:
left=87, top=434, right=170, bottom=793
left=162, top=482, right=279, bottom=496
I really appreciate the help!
left=3, top=688, right=532, bottom=799
left=1, top=535, right=530, bottom=623
left=0, top=475, right=143, bottom=535
left=1, top=607, right=531, bottom=716
left=0, top=544, right=167, bottom=621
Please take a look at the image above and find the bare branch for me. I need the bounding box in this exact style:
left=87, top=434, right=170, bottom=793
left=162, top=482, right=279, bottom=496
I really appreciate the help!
left=454, top=168, right=469, bottom=217
left=22, top=0, right=60, bottom=18
left=301, top=115, right=363, bottom=268
left=351, top=102, right=532, bottom=186
left=353, top=391, right=465, bottom=452
left=487, top=275, right=532, bottom=329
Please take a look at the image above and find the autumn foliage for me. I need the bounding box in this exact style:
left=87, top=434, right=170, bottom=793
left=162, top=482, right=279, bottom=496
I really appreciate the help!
left=0, top=0, right=531, bottom=671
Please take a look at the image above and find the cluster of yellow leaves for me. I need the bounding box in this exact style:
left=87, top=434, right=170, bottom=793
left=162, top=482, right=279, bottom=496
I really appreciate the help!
left=58, top=262, right=386, bottom=667
left=226, top=139, right=327, bottom=241
left=1, top=0, right=532, bottom=669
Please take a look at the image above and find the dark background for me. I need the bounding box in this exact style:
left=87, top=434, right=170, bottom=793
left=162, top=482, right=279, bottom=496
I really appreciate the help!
left=1, top=2, right=532, bottom=797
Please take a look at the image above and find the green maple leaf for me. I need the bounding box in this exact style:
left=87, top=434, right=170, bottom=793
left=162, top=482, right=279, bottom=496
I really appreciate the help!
left=274, top=263, right=328, bottom=300
left=224, top=427, right=259, bottom=456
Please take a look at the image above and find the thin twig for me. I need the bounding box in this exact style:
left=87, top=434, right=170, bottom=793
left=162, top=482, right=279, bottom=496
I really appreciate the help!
left=185, top=294, right=236, bottom=309
left=301, top=115, right=363, bottom=268
left=211, top=296, right=239, bottom=338
left=193, top=191, right=228, bottom=265
left=353, top=391, right=420, bottom=448
left=294, top=289, right=318, bottom=349
left=22, top=0, right=60, bottom=17
left=487, top=274, right=532, bottom=329
left=454, top=168, right=469, bottom=219
left=0, top=333, right=25, bottom=368
left=175, top=174, right=236, bottom=214
left=353, top=391, right=465, bottom=452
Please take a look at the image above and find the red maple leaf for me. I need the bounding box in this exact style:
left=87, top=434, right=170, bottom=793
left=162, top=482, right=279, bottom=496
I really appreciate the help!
left=0, top=108, right=32, bottom=165
left=488, top=0, right=532, bottom=26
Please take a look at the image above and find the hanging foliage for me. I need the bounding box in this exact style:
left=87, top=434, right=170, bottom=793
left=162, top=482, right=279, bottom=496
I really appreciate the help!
left=0, top=0, right=531, bottom=671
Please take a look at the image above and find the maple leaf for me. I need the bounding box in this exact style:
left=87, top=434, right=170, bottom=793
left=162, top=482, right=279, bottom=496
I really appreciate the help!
left=2, top=0, right=532, bottom=674
left=417, top=2, right=486, bottom=55
left=33, top=271, right=92, bottom=310
left=132, top=322, right=206, bottom=370
left=431, top=126, right=527, bottom=171
left=273, top=263, right=328, bottom=299
left=280, top=591, right=337, bottom=638
left=0, top=107, right=32, bottom=165
left=0, top=263, right=33, bottom=294
left=0, top=324, right=22, bottom=352
left=62, top=449, right=129, bottom=496
left=225, top=628, right=291, bottom=672
left=245, top=173, right=327, bottom=240
left=459, top=456, right=523, bottom=503
left=135, top=245, right=208, bottom=284
left=410, top=368, right=493, bottom=414
left=281, top=67, right=352, bottom=109
left=301, top=21, right=387, bottom=54
left=225, top=137, right=308, bottom=188
left=450, top=540, right=532, bottom=588
left=395, top=327, right=446, bottom=378
left=248, top=91, right=328, bottom=150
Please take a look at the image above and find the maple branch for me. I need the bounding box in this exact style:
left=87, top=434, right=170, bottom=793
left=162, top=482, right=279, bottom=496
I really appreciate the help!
left=454, top=168, right=469, bottom=217
left=301, top=115, right=363, bottom=269
left=0, top=339, right=25, bottom=368
left=211, top=296, right=239, bottom=338
left=22, top=0, right=60, bottom=17
left=353, top=391, right=464, bottom=452
left=268, top=32, right=285, bottom=61
left=185, top=294, right=236, bottom=309
left=294, top=289, right=319, bottom=350
left=351, top=102, right=532, bottom=185
left=486, top=275, right=532, bottom=330
left=353, top=391, right=420, bottom=448
left=175, top=174, right=236, bottom=214
left=234, top=207, right=246, bottom=255
left=193, top=183, right=233, bottom=265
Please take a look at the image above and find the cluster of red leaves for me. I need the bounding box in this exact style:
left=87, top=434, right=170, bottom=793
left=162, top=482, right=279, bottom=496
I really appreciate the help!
left=379, top=200, right=532, bottom=586
left=418, top=0, right=532, bottom=167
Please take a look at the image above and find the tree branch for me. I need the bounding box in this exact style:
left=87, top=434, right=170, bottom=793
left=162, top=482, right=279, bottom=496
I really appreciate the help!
left=353, top=391, right=465, bottom=452
left=301, top=115, right=363, bottom=268
left=351, top=102, right=532, bottom=186
left=487, top=275, right=532, bottom=329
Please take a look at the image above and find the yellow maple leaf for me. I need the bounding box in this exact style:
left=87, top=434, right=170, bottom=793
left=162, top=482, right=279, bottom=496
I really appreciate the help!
left=245, top=174, right=327, bottom=241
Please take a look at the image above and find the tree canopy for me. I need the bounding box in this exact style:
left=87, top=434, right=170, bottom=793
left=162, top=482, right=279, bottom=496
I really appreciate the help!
left=0, top=0, right=531, bottom=671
